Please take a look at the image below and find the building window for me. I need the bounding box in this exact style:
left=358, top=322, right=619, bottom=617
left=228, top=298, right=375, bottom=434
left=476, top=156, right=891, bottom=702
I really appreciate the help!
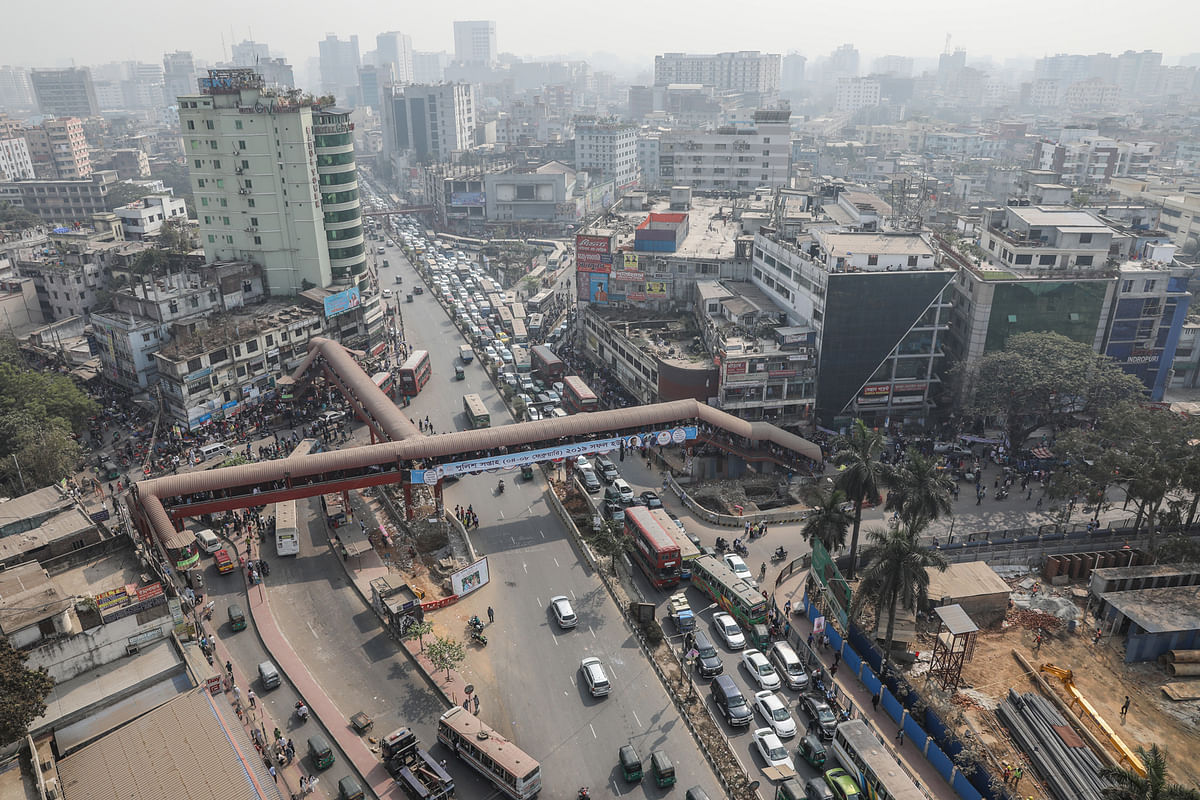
left=867, top=255, right=879, bottom=266
left=1079, top=233, right=1093, bottom=244
left=194, top=159, right=202, bottom=168
left=1122, top=279, right=1134, bottom=292
left=247, top=199, right=255, bottom=207
left=235, top=120, right=243, bottom=130
left=207, top=234, right=215, bottom=243
left=238, top=141, right=247, bottom=150
left=250, top=217, right=258, bottom=226
left=1143, top=279, right=1157, bottom=292
left=186, top=120, right=195, bottom=130
left=213, top=160, right=220, bottom=169
left=253, top=236, right=262, bottom=245
left=244, top=179, right=252, bottom=188
left=908, top=256, right=919, bottom=266
left=1039, top=254, right=1056, bottom=266
left=205, top=120, right=214, bottom=130
left=1076, top=255, right=1093, bottom=266
left=209, top=141, right=218, bottom=149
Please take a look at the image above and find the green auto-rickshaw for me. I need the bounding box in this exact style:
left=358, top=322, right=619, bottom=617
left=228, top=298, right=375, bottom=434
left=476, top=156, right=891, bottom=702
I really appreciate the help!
left=619, top=744, right=642, bottom=783
left=650, top=750, right=676, bottom=788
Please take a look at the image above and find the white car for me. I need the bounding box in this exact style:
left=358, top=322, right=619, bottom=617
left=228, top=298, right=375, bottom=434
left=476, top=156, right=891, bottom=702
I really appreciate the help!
left=484, top=346, right=498, bottom=360
left=712, top=612, right=746, bottom=650
left=753, top=691, right=797, bottom=738
left=550, top=595, right=577, bottom=629
left=752, top=728, right=794, bottom=771
left=580, top=657, right=611, bottom=697
left=724, top=554, right=755, bottom=585
left=742, top=649, right=782, bottom=690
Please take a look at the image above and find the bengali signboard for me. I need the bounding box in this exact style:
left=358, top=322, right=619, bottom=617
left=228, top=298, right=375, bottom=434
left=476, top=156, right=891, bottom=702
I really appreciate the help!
left=95, top=582, right=166, bottom=622
left=575, top=233, right=613, bottom=275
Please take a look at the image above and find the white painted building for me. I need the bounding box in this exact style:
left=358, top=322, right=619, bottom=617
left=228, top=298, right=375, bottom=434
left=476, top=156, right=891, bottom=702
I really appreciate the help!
left=654, top=52, right=781, bottom=95
left=835, top=77, right=880, bottom=113
left=113, top=195, right=188, bottom=240
left=0, top=136, right=34, bottom=181
left=654, top=109, right=791, bottom=193
left=382, top=83, right=475, bottom=162
left=575, top=119, right=638, bottom=189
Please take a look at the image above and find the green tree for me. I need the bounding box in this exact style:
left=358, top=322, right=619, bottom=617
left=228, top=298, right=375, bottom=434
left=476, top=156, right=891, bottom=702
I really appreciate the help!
left=424, top=635, right=466, bottom=681
left=0, top=415, right=84, bottom=491
left=0, top=349, right=98, bottom=429
left=0, top=202, right=42, bottom=231
left=130, top=248, right=170, bottom=276
left=884, top=450, right=954, bottom=531
left=957, top=332, right=1144, bottom=452
left=850, top=523, right=948, bottom=657
left=0, top=636, right=55, bottom=746
left=104, top=181, right=154, bottom=209
left=832, top=420, right=890, bottom=578
left=157, top=218, right=194, bottom=252
left=403, top=619, right=434, bottom=653
left=148, top=162, right=195, bottom=216
left=588, top=519, right=630, bottom=575
left=801, top=486, right=853, bottom=555
left=1099, top=744, right=1200, bottom=800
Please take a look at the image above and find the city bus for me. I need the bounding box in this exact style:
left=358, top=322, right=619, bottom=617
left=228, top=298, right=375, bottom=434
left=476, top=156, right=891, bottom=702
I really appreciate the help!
left=623, top=505, right=682, bottom=589
left=563, top=375, right=599, bottom=413
left=397, top=350, right=431, bottom=397
left=487, top=292, right=505, bottom=315
left=372, top=371, right=395, bottom=399
left=274, top=498, right=299, bottom=556
left=691, top=554, right=768, bottom=629
left=463, top=393, right=490, bottom=428
left=497, top=306, right=514, bottom=335
left=657, top=511, right=700, bottom=579
left=509, top=302, right=526, bottom=323
left=531, top=346, right=564, bottom=382
left=832, top=720, right=926, bottom=800
left=528, top=288, right=553, bottom=315
left=437, top=706, right=542, bottom=799
left=510, top=318, right=528, bottom=345
left=528, top=313, right=543, bottom=339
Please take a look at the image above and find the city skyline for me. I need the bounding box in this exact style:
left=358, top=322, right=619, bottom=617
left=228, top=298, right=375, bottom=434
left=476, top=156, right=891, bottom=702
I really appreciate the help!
left=3, top=0, right=1197, bottom=74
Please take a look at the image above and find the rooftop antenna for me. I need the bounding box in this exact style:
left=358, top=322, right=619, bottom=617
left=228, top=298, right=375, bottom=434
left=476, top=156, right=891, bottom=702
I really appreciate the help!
left=944, top=33, right=952, bottom=55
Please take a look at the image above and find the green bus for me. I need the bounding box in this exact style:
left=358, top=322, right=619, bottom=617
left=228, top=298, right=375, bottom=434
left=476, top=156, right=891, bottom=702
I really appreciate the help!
left=463, top=394, right=490, bottom=428
left=691, top=554, right=767, bottom=629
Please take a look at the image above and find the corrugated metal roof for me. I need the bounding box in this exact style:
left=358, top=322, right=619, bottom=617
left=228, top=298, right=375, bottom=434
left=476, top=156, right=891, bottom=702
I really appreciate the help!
left=58, top=689, right=284, bottom=800
left=162, top=528, right=196, bottom=549
left=933, top=604, right=978, bottom=635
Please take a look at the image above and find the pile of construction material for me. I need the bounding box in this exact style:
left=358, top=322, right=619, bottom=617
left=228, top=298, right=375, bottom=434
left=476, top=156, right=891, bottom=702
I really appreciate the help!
left=996, top=690, right=1109, bottom=800
left=1159, top=650, right=1200, bottom=677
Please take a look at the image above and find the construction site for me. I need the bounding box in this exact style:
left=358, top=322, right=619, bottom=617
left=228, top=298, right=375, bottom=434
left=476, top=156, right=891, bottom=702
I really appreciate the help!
left=908, top=555, right=1200, bottom=799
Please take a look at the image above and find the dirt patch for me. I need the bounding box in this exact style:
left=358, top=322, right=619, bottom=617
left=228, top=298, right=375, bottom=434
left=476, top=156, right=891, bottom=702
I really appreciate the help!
left=952, top=586, right=1200, bottom=791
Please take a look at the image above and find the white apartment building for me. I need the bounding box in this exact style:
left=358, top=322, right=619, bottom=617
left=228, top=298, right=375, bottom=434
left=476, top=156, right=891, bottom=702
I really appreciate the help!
left=575, top=119, right=638, bottom=189
left=376, top=32, right=414, bottom=84
left=835, top=77, right=881, bottom=113
left=0, top=136, right=34, bottom=180
left=382, top=83, right=475, bottom=162
left=453, top=21, right=497, bottom=67
left=638, top=136, right=661, bottom=190
left=655, top=109, right=791, bottom=192
left=654, top=52, right=781, bottom=95
left=178, top=69, right=333, bottom=294
left=113, top=195, right=188, bottom=240
left=1032, top=137, right=1158, bottom=186
left=980, top=205, right=1115, bottom=271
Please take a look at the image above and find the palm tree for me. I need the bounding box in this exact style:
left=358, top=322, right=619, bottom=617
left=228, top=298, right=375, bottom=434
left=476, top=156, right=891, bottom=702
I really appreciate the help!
left=850, top=522, right=948, bottom=657
left=885, top=450, right=955, bottom=533
left=832, top=420, right=889, bottom=578
left=801, top=486, right=853, bottom=556
left=1100, top=744, right=1200, bottom=800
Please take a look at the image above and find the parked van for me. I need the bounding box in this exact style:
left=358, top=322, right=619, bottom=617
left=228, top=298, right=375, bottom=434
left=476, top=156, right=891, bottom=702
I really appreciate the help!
left=308, top=735, right=335, bottom=770
left=199, top=442, right=232, bottom=462
left=770, top=641, right=809, bottom=691
left=194, top=528, right=221, bottom=554
left=612, top=478, right=634, bottom=504
left=257, top=660, right=281, bottom=690
left=711, top=675, right=753, bottom=727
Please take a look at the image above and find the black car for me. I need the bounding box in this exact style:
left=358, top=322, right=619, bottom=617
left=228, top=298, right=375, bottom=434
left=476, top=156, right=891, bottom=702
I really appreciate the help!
left=692, top=631, right=724, bottom=678
left=800, top=694, right=838, bottom=739
left=640, top=490, right=663, bottom=509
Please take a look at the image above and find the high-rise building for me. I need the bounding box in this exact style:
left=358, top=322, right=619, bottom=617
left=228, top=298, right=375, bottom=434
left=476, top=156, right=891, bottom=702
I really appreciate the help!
left=575, top=119, right=638, bottom=189
left=382, top=83, right=475, bottom=162
left=834, top=77, right=881, bottom=112
left=781, top=54, right=807, bottom=91
left=231, top=40, right=272, bottom=67
left=824, top=44, right=860, bottom=88
left=453, top=21, right=497, bottom=67
left=1114, top=49, right=1162, bottom=99
left=318, top=34, right=361, bottom=106
left=23, top=118, right=92, bottom=179
left=357, top=65, right=392, bottom=111
left=654, top=109, right=791, bottom=192
left=412, top=52, right=449, bottom=84
left=163, top=51, right=197, bottom=102
left=872, top=55, right=914, bottom=78
left=179, top=68, right=364, bottom=293
left=0, top=136, right=34, bottom=181
left=653, top=51, right=781, bottom=95
left=0, top=66, right=35, bottom=111
left=30, top=68, right=99, bottom=117
left=376, top=32, right=414, bottom=84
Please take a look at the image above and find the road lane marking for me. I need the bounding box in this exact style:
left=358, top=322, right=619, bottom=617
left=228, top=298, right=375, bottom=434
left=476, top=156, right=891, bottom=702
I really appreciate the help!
left=589, top=723, right=597, bottom=739
left=553, top=557, right=560, bottom=568
left=539, top=529, right=545, bottom=539
left=499, top=510, right=505, bottom=519
left=307, top=622, right=317, bottom=637
left=523, top=563, right=528, bottom=574
left=632, top=711, right=642, bottom=727
left=590, top=627, right=596, bottom=639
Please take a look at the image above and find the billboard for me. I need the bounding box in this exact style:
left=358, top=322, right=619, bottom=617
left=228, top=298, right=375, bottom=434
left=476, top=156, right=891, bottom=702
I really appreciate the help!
left=645, top=280, right=667, bottom=298
left=323, top=287, right=361, bottom=318
left=588, top=274, right=610, bottom=305
left=576, top=233, right=613, bottom=275
left=623, top=253, right=639, bottom=270
left=450, top=557, right=490, bottom=597
left=450, top=191, right=486, bottom=207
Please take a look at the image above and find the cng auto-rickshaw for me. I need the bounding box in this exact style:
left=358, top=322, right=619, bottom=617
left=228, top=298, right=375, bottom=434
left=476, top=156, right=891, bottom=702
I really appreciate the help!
left=775, top=777, right=806, bottom=800
left=454, top=364, right=465, bottom=380
left=619, top=744, right=642, bottom=783
left=521, top=463, right=534, bottom=481
left=798, top=733, right=827, bottom=769
left=650, top=750, right=675, bottom=788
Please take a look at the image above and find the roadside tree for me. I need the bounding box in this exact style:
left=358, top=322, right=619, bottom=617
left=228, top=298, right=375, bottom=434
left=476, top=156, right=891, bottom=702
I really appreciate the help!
left=0, top=637, right=54, bottom=746
left=800, top=486, right=852, bottom=555
left=885, top=450, right=954, bottom=530
left=850, top=522, right=947, bottom=658
left=1099, top=744, right=1200, bottom=800
left=424, top=635, right=466, bottom=681
left=832, top=420, right=889, bottom=578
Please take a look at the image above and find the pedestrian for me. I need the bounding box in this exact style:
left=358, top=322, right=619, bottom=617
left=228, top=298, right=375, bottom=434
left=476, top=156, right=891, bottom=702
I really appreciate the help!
left=1001, top=764, right=1011, bottom=784
left=299, top=776, right=308, bottom=793
left=463, top=697, right=470, bottom=710
left=1121, top=696, right=1131, bottom=718
left=1093, top=628, right=1102, bottom=645
left=487, top=606, right=494, bottom=623
left=473, top=694, right=480, bottom=713
left=226, top=660, right=234, bottom=676
left=830, top=663, right=838, bottom=678
left=807, top=632, right=814, bottom=648
left=832, top=651, right=840, bottom=668
left=784, top=599, right=792, bottom=617
left=896, top=728, right=904, bottom=745
left=233, top=686, right=241, bottom=705
left=248, top=689, right=256, bottom=708
left=268, top=765, right=277, bottom=782
left=1013, top=766, right=1023, bottom=785
left=871, top=691, right=880, bottom=711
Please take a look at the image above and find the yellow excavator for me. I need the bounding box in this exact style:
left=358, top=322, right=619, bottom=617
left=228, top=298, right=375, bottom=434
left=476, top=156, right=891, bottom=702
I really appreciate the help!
left=1039, top=664, right=1146, bottom=777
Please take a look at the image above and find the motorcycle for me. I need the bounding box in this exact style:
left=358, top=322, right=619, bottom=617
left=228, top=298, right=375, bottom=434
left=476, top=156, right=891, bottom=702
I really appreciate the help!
left=470, top=630, right=488, bottom=646
left=497, top=479, right=505, bottom=495
left=771, top=546, right=788, bottom=562
left=294, top=701, right=309, bottom=722
left=578, top=789, right=589, bottom=800
left=733, top=540, right=749, bottom=557
left=468, top=615, right=485, bottom=632
left=715, top=536, right=728, bottom=553
left=995, top=487, right=1008, bottom=500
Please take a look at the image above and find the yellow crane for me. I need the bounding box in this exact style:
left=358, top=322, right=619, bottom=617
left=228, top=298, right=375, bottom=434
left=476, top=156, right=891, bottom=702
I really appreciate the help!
left=1039, top=664, right=1146, bottom=777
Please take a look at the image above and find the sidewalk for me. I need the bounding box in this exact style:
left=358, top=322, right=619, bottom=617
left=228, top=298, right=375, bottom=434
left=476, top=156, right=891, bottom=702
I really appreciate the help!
left=773, top=570, right=959, bottom=800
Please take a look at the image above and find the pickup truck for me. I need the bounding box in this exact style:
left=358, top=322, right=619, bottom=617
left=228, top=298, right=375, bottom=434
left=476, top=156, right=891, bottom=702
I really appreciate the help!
left=668, top=591, right=695, bottom=633
left=381, top=727, right=454, bottom=799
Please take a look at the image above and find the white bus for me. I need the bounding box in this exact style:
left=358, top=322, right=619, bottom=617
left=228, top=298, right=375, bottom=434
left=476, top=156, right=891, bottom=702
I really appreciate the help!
left=274, top=499, right=299, bottom=556
left=437, top=706, right=541, bottom=799
left=832, top=720, right=927, bottom=800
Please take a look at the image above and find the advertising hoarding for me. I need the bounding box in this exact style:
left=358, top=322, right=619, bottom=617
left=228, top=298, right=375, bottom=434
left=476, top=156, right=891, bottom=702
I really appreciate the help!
left=323, top=287, right=362, bottom=318
left=451, top=557, right=490, bottom=597
left=588, top=274, right=610, bottom=305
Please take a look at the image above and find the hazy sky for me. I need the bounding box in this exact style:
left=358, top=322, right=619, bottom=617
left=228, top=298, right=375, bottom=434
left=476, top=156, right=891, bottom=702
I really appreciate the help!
left=4, top=0, right=1196, bottom=72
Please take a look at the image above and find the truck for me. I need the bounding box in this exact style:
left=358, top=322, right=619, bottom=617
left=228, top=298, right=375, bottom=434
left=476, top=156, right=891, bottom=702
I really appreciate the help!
left=381, top=727, right=455, bottom=800
left=668, top=591, right=695, bottom=633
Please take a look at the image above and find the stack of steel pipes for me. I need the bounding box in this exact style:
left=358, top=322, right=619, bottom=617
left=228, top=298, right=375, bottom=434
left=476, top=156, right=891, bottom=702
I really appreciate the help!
left=996, top=690, right=1110, bottom=800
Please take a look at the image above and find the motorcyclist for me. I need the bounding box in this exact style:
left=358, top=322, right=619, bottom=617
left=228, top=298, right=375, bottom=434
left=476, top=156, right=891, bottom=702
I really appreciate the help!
left=295, top=701, right=309, bottom=721
left=774, top=545, right=787, bottom=559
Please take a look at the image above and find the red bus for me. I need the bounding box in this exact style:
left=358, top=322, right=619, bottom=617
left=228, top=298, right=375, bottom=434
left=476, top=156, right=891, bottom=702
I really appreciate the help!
left=372, top=371, right=395, bottom=399
left=624, top=505, right=682, bottom=589
left=562, top=375, right=598, bottom=413
left=397, top=350, right=431, bottom=397
left=531, top=346, right=564, bottom=382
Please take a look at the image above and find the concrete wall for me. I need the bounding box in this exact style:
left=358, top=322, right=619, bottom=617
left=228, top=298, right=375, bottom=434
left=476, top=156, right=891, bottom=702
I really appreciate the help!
left=26, top=606, right=172, bottom=683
